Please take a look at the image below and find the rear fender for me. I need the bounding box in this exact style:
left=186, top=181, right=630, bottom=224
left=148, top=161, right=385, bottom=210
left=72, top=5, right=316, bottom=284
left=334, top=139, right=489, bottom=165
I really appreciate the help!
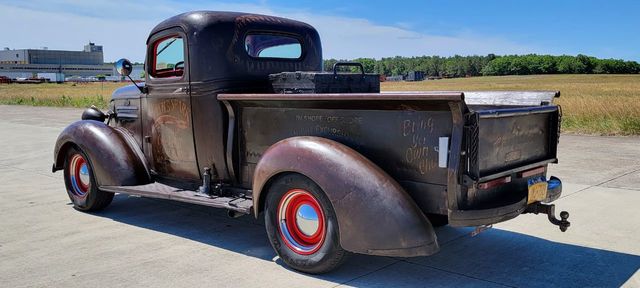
left=252, top=136, right=439, bottom=257
left=52, top=120, right=151, bottom=187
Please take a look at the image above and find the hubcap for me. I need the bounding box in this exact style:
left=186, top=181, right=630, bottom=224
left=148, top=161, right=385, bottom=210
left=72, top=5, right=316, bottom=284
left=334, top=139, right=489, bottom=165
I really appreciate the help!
left=79, top=163, right=90, bottom=185
left=69, top=154, right=90, bottom=197
left=277, top=189, right=326, bottom=255
left=296, top=204, right=320, bottom=236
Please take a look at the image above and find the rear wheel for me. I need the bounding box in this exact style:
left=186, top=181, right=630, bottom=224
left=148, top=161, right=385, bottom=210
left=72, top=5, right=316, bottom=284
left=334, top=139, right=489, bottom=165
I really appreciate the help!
left=63, top=147, right=114, bottom=211
left=264, top=173, right=347, bottom=274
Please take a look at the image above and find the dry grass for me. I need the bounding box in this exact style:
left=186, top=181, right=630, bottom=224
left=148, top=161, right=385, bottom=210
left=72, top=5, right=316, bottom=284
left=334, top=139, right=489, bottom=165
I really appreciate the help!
left=0, top=82, right=127, bottom=108
left=1, top=75, right=639, bottom=134
left=383, top=74, right=640, bottom=135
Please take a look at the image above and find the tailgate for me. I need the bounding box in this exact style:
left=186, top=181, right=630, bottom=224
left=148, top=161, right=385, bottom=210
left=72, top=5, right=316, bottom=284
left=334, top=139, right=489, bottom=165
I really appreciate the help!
left=465, top=105, right=561, bottom=180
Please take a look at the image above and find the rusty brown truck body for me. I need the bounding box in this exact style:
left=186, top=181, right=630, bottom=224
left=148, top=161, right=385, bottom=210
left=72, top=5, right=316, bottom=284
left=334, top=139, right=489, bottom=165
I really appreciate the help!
left=52, top=11, right=569, bottom=273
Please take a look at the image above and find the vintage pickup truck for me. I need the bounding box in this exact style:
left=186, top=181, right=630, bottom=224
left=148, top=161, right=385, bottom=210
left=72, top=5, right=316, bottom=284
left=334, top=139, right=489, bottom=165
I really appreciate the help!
left=52, top=11, right=569, bottom=273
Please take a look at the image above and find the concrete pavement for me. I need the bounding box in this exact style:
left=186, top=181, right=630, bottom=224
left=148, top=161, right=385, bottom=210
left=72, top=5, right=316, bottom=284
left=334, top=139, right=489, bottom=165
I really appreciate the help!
left=0, top=105, right=638, bottom=287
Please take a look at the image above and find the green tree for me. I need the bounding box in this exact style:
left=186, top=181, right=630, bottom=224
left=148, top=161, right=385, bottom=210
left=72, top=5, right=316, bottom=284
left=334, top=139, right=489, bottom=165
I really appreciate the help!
left=352, top=58, right=376, bottom=73
left=323, top=54, right=640, bottom=78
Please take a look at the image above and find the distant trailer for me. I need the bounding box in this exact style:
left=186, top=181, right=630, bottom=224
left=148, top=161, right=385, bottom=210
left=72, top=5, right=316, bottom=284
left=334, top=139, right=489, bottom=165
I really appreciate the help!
left=15, top=78, right=46, bottom=84
left=405, top=71, right=425, bottom=81
left=386, top=75, right=404, bottom=82
left=66, top=76, right=99, bottom=83
left=37, top=73, right=65, bottom=83
left=105, top=76, right=123, bottom=82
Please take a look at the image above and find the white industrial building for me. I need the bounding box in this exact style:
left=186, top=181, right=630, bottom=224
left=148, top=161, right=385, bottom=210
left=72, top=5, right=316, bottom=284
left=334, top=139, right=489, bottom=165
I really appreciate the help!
left=0, top=43, right=123, bottom=80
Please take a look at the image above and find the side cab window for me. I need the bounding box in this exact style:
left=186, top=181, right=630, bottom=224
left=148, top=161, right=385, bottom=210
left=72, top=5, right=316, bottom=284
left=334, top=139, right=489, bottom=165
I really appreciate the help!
left=149, top=35, right=185, bottom=79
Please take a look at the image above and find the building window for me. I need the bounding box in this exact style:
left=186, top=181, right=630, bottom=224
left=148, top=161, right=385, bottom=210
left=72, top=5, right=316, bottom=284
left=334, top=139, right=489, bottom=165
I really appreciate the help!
left=16, top=54, right=19, bottom=58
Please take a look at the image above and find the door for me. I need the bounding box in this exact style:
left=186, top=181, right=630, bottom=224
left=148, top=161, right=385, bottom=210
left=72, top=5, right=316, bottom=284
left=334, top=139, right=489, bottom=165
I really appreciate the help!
left=142, top=28, right=200, bottom=181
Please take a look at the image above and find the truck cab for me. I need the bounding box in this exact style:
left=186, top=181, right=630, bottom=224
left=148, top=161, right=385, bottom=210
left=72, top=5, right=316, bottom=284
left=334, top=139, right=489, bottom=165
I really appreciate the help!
left=112, top=12, right=322, bottom=186
left=53, top=11, right=569, bottom=274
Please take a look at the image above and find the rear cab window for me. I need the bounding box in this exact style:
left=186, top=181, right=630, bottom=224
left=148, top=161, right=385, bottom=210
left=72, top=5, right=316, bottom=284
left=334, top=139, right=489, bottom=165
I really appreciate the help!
left=245, top=34, right=302, bottom=59
left=151, top=35, right=185, bottom=78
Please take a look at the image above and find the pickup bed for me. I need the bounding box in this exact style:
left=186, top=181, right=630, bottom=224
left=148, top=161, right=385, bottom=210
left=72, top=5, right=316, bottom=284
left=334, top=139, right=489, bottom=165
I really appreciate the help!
left=52, top=11, right=569, bottom=274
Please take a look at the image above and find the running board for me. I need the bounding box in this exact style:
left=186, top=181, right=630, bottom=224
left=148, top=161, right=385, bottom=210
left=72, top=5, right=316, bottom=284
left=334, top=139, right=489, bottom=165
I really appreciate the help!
left=100, top=183, right=253, bottom=214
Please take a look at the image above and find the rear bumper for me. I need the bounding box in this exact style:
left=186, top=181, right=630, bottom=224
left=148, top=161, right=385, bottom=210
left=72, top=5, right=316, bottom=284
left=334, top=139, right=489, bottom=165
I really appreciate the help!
left=449, top=176, right=563, bottom=227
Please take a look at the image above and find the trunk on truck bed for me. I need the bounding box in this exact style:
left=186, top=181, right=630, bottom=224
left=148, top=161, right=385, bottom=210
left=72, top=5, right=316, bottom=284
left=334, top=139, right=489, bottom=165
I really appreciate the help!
left=458, top=91, right=561, bottom=212
left=464, top=105, right=560, bottom=180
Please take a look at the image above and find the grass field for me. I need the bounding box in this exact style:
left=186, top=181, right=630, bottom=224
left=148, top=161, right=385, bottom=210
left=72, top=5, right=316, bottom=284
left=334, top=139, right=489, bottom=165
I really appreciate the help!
left=1, top=74, right=639, bottom=134
left=384, top=74, right=640, bottom=135
left=0, top=82, right=127, bottom=109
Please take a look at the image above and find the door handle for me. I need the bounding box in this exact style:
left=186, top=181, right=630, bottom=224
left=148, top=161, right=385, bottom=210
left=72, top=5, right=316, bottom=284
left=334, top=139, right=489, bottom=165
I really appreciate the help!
left=173, top=87, right=190, bottom=94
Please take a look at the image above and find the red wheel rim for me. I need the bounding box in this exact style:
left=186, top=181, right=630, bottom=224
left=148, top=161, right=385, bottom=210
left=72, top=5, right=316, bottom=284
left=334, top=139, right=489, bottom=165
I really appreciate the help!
left=68, top=154, right=90, bottom=198
left=277, top=189, right=326, bottom=255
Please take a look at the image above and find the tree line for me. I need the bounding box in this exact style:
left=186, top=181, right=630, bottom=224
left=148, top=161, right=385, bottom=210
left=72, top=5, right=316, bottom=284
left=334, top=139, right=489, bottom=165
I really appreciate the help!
left=324, top=54, right=640, bottom=78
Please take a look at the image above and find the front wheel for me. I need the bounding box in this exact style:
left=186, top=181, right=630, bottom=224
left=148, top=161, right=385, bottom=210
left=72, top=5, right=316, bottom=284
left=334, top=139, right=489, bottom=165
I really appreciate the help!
left=63, top=147, right=114, bottom=211
left=264, top=173, right=348, bottom=274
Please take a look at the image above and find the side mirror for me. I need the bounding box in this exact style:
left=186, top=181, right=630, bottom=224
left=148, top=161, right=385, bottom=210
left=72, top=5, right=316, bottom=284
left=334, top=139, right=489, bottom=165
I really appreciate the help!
left=114, top=58, right=145, bottom=93
left=115, top=58, right=133, bottom=77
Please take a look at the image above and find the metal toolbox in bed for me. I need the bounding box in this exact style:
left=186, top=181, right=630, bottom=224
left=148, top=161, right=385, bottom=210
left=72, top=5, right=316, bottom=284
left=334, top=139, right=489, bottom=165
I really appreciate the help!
left=269, top=62, right=380, bottom=94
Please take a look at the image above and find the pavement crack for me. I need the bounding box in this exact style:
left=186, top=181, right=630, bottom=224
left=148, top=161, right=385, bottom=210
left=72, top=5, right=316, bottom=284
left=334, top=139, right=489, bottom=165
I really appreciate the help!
left=558, top=186, right=592, bottom=200
left=332, top=259, right=400, bottom=288
left=560, top=167, right=640, bottom=200
left=399, top=260, right=517, bottom=288
left=594, top=167, right=640, bottom=187
left=0, top=163, right=57, bottom=179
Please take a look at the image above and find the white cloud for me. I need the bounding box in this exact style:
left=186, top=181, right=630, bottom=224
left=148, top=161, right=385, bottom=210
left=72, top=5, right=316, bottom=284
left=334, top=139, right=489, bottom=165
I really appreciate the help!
left=0, top=0, right=543, bottom=62
left=297, top=14, right=541, bottom=59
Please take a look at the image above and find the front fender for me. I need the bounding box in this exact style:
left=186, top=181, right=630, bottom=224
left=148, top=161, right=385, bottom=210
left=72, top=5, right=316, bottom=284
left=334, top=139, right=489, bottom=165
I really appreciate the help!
left=253, top=136, right=439, bottom=257
left=52, top=120, right=150, bottom=187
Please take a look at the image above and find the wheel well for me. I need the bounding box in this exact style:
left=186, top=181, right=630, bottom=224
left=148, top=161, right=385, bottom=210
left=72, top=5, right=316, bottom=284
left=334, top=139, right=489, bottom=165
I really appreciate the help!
left=54, top=142, right=78, bottom=171
left=256, top=172, right=293, bottom=215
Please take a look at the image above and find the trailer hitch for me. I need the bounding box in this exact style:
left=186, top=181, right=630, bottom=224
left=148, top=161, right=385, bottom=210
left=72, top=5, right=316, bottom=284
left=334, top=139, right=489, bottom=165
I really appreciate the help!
left=525, top=203, right=570, bottom=232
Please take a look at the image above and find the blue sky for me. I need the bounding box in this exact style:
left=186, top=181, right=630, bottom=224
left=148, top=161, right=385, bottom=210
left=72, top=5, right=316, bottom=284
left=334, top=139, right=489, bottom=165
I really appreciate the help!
left=0, top=0, right=638, bottom=62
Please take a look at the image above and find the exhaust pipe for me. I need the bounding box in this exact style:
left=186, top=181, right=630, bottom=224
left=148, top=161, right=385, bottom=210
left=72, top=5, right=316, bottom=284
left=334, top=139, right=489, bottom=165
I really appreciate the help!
left=227, top=210, right=243, bottom=218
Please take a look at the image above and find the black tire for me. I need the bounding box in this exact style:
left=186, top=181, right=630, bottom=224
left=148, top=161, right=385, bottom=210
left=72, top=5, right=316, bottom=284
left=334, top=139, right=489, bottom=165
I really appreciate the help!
left=427, top=213, right=449, bottom=227
left=264, top=173, right=348, bottom=274
left=63, top=146, right=114, bottom=211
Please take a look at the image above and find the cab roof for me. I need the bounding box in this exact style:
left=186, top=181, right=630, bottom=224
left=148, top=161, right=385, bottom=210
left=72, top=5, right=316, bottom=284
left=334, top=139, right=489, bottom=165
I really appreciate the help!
left=146, top=11, right=323, bottom=84
left=148, top=11, right=317, bottom=43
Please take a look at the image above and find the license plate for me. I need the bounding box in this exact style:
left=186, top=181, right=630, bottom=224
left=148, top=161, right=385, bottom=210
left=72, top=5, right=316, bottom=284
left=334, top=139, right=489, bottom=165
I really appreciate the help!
left=527, top=177, right=548, bottom=204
